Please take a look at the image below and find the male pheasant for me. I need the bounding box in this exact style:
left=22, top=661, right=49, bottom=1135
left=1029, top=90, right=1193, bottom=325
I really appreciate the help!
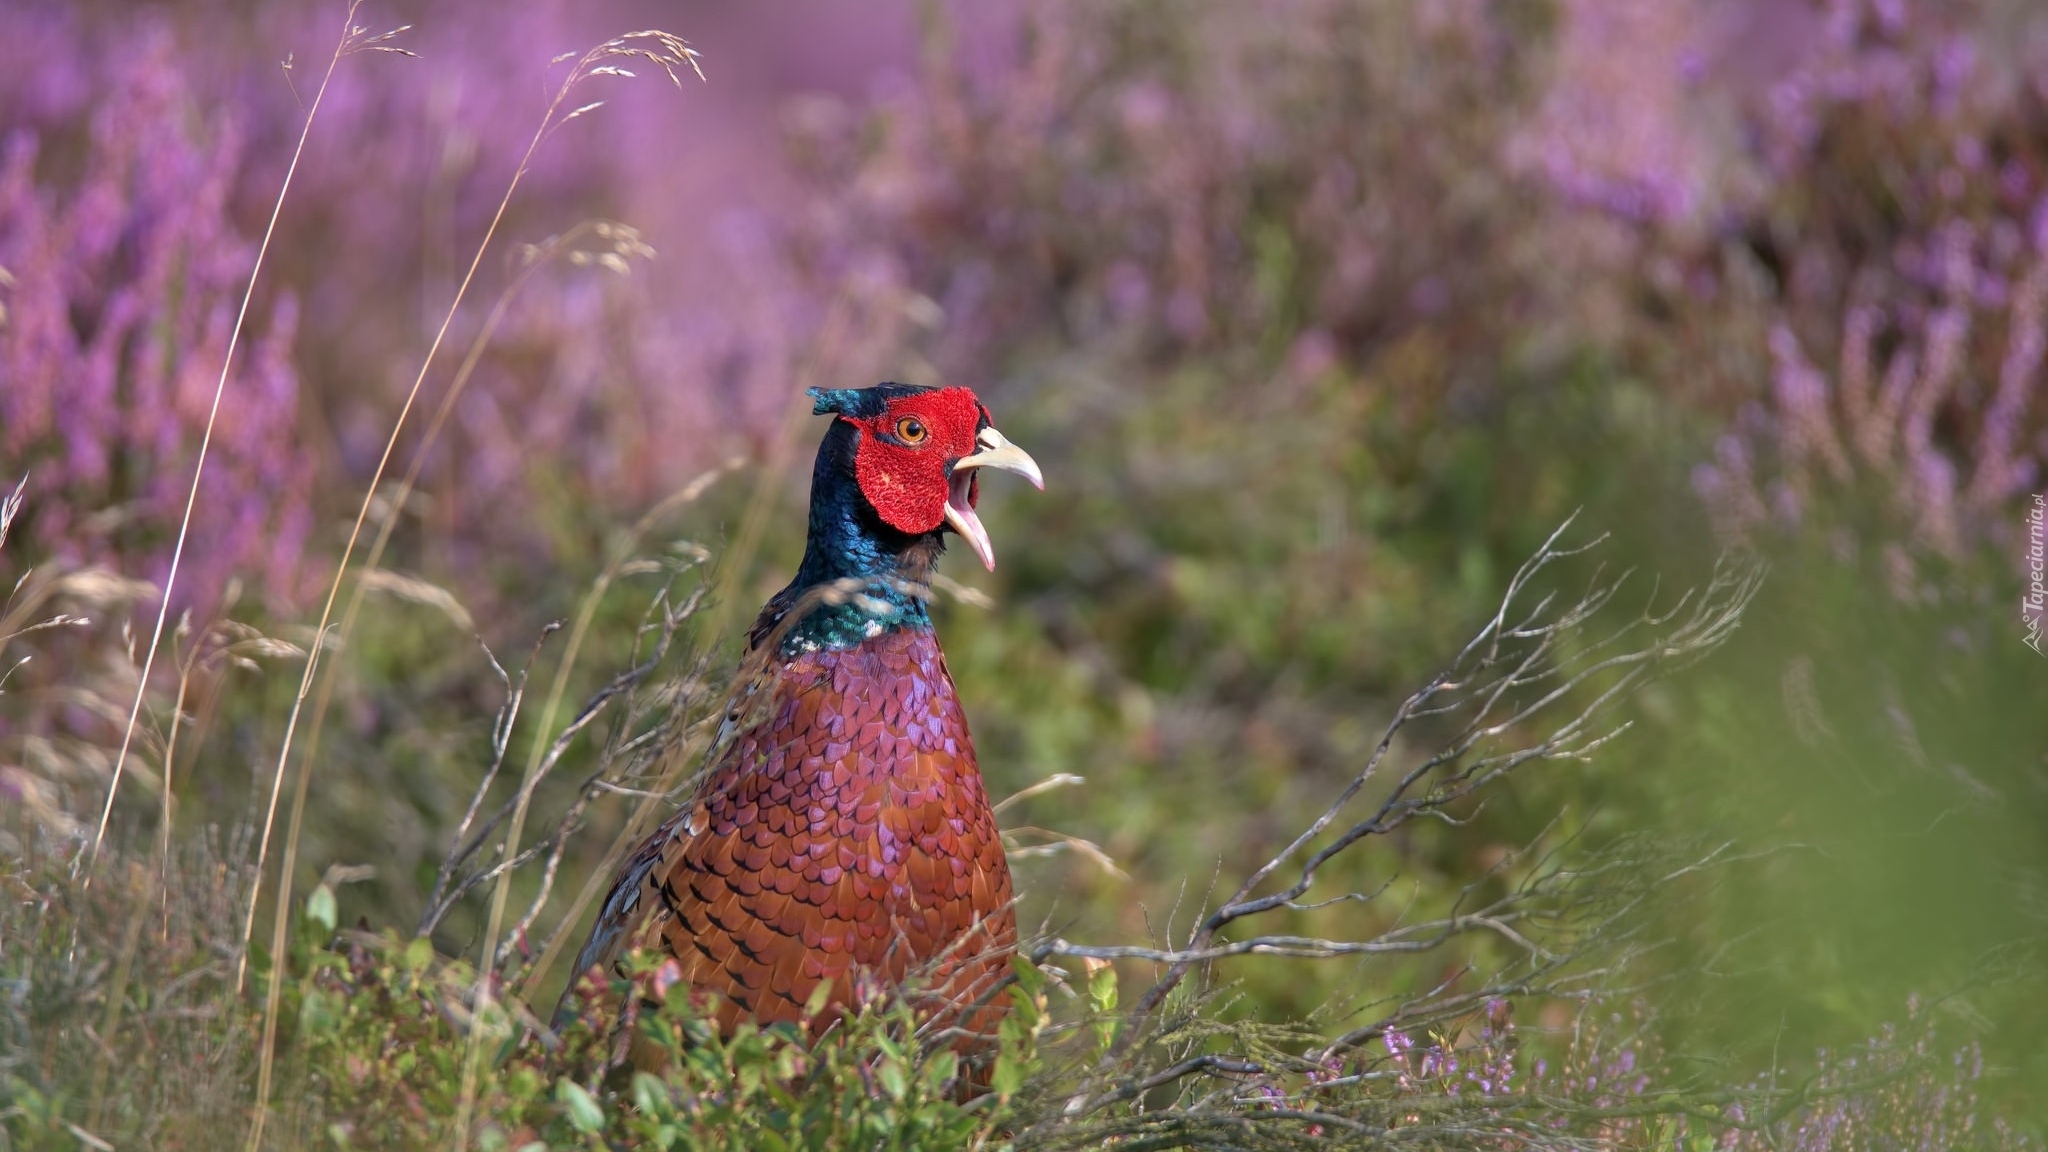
left=562, top=382, right=1042, bottom=1056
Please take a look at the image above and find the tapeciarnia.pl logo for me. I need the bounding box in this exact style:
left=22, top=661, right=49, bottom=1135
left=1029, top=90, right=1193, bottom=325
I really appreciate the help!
left=2025, top=493, right=2045, bottom=655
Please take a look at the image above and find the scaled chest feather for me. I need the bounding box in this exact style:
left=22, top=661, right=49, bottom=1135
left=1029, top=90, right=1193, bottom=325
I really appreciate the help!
left=583, top=625, right=1016, bottom=1041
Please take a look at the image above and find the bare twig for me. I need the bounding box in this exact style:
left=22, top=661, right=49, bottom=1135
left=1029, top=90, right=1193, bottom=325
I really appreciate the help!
left=414, top=584, right=704, bottom=943
left=1009, top=524, right=1762, bottom=1136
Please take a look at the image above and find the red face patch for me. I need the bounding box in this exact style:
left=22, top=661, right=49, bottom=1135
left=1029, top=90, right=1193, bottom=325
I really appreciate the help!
left=842, top=387, right=989, bottom=535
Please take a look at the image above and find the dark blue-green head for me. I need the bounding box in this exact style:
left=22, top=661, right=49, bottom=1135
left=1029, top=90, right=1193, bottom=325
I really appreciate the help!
left=771, top=384, right=1043, bottom=654
left=804, top=383, right=1042, bottom=573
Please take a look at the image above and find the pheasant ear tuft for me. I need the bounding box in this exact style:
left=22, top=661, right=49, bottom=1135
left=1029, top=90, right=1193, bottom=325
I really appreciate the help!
left=809, top=387, right=880, bottom=418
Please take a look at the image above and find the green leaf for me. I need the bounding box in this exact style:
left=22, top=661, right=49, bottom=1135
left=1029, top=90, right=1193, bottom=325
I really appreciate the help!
left=1010, top=956, right=1046, bottom=998
left=298, top=988, right=338, bottom=1036
left=1006, top=985, right=1047, bottom=1039
left=556, top=1078, right=605, bottom=1134
left=303, top=877, right=335, bottom=934
left=632, top=1071, right=669, bottom=1116
left=403, top=935, right=434, bottom=973
left=304, top=883, right=337, bottom=934
left=1088, top=961, right=1118, bottom=1013
left=804, top=976, right=835, bottom=1019
left=923, top=1050, right=959, bottom=1093
left=990, top=1052, right=1024, bottom=1098
left=877, top=1059, right=908, bottom=1100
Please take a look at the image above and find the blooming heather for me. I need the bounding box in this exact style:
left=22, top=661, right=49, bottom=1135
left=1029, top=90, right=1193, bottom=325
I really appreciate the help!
left=0, top=2, right=805, bottom=604
left=1518, top=1001, right=2040, bottom=1150
left=1716, top=1008, right=2038, bottom=1152
left=1675, top=0, right=2048, bottom=601
left=0, top=16, right=310, bottom=613
left=773, top=0, right=1533, bottom=379
left=1510, top=0, right=1725, bottom=229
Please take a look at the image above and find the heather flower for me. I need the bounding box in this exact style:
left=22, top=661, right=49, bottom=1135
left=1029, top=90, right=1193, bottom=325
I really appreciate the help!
left=1373, top=1006, right=1518, bottom=1107
left=1716, top=1010, right=2039, bottom=1152
left=0, top=2, right=825, bottom=602
left=0, top=19, right=312, bottom=614
left=1680, top=0, right=2048, bottom=608
left=1516, top=0, right=2047, bottom=617
left=1511, top=998, right=2041, bottom=1150
left=775, top=0, right=1531, bottom=380
left=1510, top=0, right=1720, bottom=229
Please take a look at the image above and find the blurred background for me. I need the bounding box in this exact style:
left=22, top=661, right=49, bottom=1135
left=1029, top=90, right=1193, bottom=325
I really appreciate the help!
left=3, top=0, right=2045, bottom=1128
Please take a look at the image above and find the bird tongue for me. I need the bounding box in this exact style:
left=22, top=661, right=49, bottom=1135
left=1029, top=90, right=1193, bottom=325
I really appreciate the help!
left=943, top=471, right=996, bottom=571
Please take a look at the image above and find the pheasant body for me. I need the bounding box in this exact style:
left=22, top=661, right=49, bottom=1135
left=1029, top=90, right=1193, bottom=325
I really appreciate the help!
left=586, top=625, right=1014, bottom=1038
left=565, top=383, right=1040, bottom=1054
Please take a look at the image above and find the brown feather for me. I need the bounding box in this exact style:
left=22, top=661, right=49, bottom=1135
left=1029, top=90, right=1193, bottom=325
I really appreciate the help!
left=560, top=624, right=1017, bottom=1059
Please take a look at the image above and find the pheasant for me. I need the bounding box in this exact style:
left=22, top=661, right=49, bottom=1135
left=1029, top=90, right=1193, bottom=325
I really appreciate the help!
left=561, top=382, right=1043, bottom=1057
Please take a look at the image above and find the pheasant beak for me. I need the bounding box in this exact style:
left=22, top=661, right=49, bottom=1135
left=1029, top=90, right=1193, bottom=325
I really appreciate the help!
left=944, top=426, right=1044, bottom=571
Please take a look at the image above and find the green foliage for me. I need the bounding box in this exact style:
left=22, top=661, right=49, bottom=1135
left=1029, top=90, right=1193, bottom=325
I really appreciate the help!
left=7, top=822, right=2037, bottom=1149
left=287, top=932, right=1024, bottom=1151
left=0, top=846, right=260, bottom=1150
left=0, top=853, right=1028, bottom=1151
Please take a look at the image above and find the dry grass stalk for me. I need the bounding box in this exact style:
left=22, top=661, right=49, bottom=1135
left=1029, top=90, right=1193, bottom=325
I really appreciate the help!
left=394, top=33, right=705, bottom=1151
left=283, top=219, right=661, bottom=920
left=220, top=9, right=420, bottom=1149
left=87, top=2, right=390, bottom=888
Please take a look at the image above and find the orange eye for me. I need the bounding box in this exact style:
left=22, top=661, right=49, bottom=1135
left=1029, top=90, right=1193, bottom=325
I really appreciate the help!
left=895, top=416, right=928, bottom=443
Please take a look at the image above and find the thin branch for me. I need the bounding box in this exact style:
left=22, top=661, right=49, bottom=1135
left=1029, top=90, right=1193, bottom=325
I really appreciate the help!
left=1019, top=525, right=1761, bottom=1129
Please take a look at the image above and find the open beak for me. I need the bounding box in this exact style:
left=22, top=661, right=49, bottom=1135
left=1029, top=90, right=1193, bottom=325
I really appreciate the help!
left=943, top=426, right=1044, bottom=571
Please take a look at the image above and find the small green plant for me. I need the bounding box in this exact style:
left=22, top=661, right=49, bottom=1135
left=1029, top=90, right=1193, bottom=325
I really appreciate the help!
left=285, top=928, right=1025, bottom=1150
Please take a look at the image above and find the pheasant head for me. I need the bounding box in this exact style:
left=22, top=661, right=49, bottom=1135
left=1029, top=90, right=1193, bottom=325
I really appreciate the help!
left=805, top=383, right=1044, bottom=572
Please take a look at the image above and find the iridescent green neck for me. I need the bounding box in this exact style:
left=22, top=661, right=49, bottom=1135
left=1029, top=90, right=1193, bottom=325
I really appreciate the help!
left=772, top=419, right=938, bottom=656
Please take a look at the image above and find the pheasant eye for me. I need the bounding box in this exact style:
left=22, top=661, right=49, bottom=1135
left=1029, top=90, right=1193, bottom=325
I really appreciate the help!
left=894, top=416, right=928, bottom=444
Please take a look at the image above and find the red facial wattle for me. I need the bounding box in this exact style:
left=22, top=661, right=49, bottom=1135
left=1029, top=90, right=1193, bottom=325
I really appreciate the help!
left=844, top=387, right=1043, bottom=570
